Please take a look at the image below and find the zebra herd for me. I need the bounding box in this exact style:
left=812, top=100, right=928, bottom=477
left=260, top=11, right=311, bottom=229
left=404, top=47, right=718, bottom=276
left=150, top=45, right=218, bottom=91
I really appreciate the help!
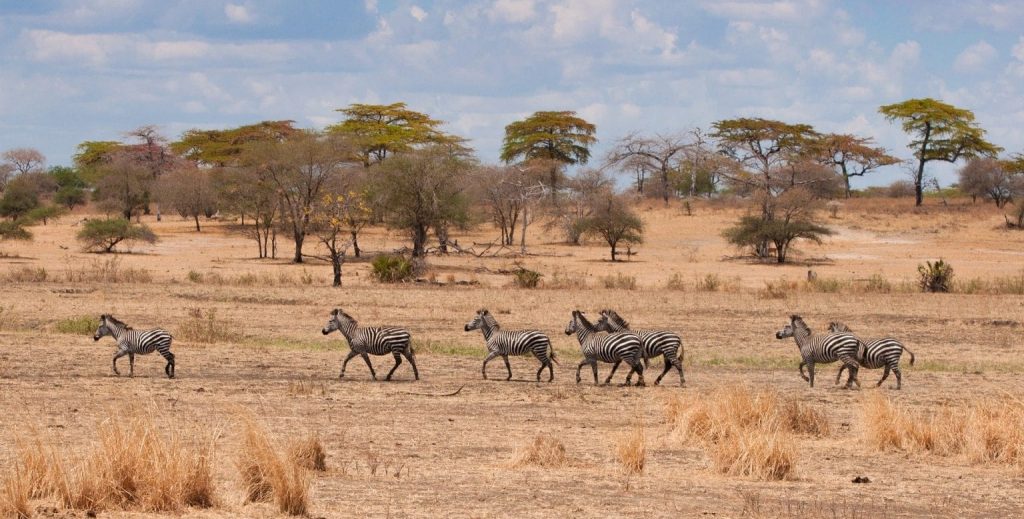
left=89, top=311, right=914, bottom=389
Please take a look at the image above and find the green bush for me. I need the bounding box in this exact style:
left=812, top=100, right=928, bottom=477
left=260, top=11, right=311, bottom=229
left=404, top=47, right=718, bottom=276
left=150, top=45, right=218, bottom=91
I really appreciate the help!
left=918, top=259, right=953, bottom=293
left=0, top=220, right=32, bottom=241
left=55, top=316, right=96, bottom=335
left=370, top=254, right=415, bottom=283
left=25, top=205, right=67, bottom=225
left=512, top=267, right=542, bottom=288
left=55, top=186, right=87, bottom=209
left=76, top=218, right=158, bottom=253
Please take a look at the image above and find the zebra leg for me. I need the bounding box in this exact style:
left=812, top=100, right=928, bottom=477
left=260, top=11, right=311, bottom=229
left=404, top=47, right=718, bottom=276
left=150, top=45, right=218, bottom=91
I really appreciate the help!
left=163, top=351, right=175, bottom=379
left=112, top=350, right=128, bottom=376
left=339, top=350, right=360, bottom=379
left=676, top=359, right=685, bottom=386
left=654, top=353, right=673, bottom=385
left=892, top=366, right=902, bottom=390
left=575, top=360, right=586, bottom=384
left=128, top=353, right=135, bottom=377
left=479, top=352, right=495, bottom=380
left=807, top=362, right=815, bottom=387
left=403, top=349, right=419, bottom=380
left=633, top=360, right=645, bottom=387
left=877, top=365, right=892, bottom=388
left=604, top=360, right=622, bottom=385
left=844, top=362, right=860, bottom=389
left=385, top=352, right=402, bottom=381
left=502, top=355, right=513, bottom=381
left=798, top=362, right=809, bottom=382
left=590, top=361, right=599, bottom=385
left=835, top=364, right=846, bottom=386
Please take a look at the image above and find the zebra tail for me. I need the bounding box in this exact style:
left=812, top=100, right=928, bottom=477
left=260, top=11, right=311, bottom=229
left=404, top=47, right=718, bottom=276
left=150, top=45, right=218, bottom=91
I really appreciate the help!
left=549, top=344, right=560, bottom=365
left=904, top=345, right=915, bottom=366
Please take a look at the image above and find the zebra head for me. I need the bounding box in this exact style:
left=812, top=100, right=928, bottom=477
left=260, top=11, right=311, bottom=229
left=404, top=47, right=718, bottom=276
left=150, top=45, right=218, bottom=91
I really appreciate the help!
left=94, top=314, right=115, bottom=341
left=322, top=309, right=355, bottom=335
left=565, top=311, right=581, bottom=336
left=776, top=314, right=805, bottom=339
left=597, top=309, right=628, bottom=332
left=828, top=321, right=851, bottom=333
left=464, top=309, right=487, bottom=332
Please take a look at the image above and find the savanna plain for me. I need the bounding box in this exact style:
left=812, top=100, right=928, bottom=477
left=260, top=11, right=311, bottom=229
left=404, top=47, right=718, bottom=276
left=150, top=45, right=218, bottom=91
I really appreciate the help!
left=1, top=198, right=1023, bottom=518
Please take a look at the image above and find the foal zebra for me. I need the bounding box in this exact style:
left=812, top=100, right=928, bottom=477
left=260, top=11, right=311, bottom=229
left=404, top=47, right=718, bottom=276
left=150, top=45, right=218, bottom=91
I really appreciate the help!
left=829, top=322, right=915, bottom=390
left=594, top=309, right=684, bottom=386
left=565, top=310, right=645, bottom=386
left=93, top=314, right=175, bottom=378
left=322, top=309, right=419, bottom=381
left=775, top=315, right=862, bottom=388
left=464, top=309, right=557, bottom=382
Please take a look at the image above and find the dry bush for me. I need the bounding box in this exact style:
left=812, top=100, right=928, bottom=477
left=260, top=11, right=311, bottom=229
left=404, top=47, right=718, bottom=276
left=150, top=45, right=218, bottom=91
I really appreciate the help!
left=758, top=279, right=798, bottom=300
left=236, top=417, right=311, bottom=516
left=862, top=394, right=1024, bottom=468
left=289, top=434, right=327, bottom=472
left=667, top=387, right=829, bottom=480
left=178, top=307, right=239, bottom=343
left=542, top=269, right=588, bottom=289
left=14, top=411, right=215, bottom=514
left=186, top=270, right=305, bottom=287
left=2, top=266, right=48, bottom=283
left=510, top=434, right=568, bottom=468
left=600, top=273, right=637, bottom=290
left=0, top=304, right=17, bottom=331
left=614, top=424, right=646, bottom=475
left=62, top=256, right=152, bottom=284
left=665, top=273, right=687, bottom=291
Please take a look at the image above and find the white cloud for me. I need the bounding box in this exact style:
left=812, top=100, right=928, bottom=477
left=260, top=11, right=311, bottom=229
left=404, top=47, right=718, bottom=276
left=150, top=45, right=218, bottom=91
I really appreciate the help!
left=489, top=0, right=536, bottom=23
left=24, top=29, right=118, bottom=64
left=700, top=0, right=825, bottom=22
left=364, top=0, right=378, bottom=13
left=953, top=40, right=997, bottom=72
left=410, top=5, right=428, bottom=22
left=889, top=40, right=920, bottom=67
left=224, top=3, right=254, bottom=24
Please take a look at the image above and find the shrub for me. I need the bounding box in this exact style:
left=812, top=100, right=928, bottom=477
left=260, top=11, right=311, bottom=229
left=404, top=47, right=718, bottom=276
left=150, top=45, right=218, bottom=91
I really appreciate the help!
left=600, top=273, right=637, bottom=290
left=864, top=273, right=893, bottom=293
left=55, top=186, right=87, bottom=210
left=178, top=308, right=238, bottom=343
left=0, top=220, right=32, bottom=241
left=759, top=279, right=796, bottom=299
left=77, top=218, right=158, bottom=253
left=918, top=259, right=953, bottom=293
left=237, top=417, right=311, bottom=516
left=696, top=273, right=721, bottom=292
left=2, top=266, right=48, bottom=282
left=512, top=266, right=542, bottom=288
left=510, top=434, right=568, bottom=468
left=289, top=434, right=327, bottom=472
left=807, top=276, right=844, bottom=293
left=25, top=204, right=67, bottom=225
left=55, top=316, right=96, bottom=335
left=543, top=269, right=588, bottom=289
left=370, top=254, right=415, bottom=283
left=62, top=256, right=152, bottom=283
left=665, top=273, right=687, bottom=291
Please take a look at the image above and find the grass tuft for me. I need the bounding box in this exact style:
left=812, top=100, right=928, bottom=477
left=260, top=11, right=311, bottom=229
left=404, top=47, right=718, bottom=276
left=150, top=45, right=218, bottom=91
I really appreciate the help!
left=236, top=416, right=311, bottom=515
left=614, top=423, right=646, bottom=475
left=511, top=434, right=568, bottom=468
left=178, top=307, right=239, bottom=343
left=600, top=273, right=638, bottom=290
left=54, top=315, right=96, bottom=335
left=289, top=433, right=328, bottom=472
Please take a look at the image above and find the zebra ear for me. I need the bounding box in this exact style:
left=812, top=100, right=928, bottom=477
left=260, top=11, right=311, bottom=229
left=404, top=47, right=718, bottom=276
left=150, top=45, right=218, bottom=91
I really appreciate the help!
left=100, top=314, right=107, bottom=320
left=330, top=309, right=339, bottom=316
left=790, top=314, right=801, bottom=321
left=478, top=308, right=488, bottom=315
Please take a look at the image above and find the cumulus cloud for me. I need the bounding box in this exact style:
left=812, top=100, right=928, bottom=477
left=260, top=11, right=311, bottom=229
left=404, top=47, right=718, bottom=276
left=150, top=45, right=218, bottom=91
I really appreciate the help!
left=410, top=5, right=428, bottom=22
left=700, top=0, right=825, bottom=22
left=224, top=3, right=254, bottom=24
left=489, top=0, right=535, bottom=23
left=954, top=40, right=997, bottom=72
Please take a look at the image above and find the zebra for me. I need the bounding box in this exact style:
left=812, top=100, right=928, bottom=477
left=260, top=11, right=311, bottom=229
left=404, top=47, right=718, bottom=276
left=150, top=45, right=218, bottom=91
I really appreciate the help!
left=93, top=314, right=175, bottom=378
left=829, top=322, right=915, bottom=390
left=464, top=309, right=557, bottom=382
left=774, top=315, right=862, bottom=389
left=594, top=309, right=684, bottom=386
left=564, top=310, right=645, bottom=386
left=321, top=309, right=419, bottom=381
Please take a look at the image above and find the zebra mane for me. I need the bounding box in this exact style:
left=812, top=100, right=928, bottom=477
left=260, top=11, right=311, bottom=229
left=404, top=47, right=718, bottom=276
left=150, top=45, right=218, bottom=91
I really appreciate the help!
left=104, top=315, right=128, bottom=328
left=575, top=310, right=596, bottom=330
left=478, top=309, right=500, bottom=329
left=603, top=309, right=629, bottom=329
left=829, top=321, right=851, bottom=333
left=790, top=315, right=811, bottom=334
left=333, top=309, right=357, bottom=325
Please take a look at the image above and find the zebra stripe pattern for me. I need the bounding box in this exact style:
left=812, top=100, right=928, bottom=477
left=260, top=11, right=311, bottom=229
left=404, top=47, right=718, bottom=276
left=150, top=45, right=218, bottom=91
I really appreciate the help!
left=565, top=310, right=645, bottom=386
left=93, top=314, right=175, bottom=378
left=829, top=321, right=915, bottom=390
left=322, top=309, right=419, bottom=381
left=775, top=315, right=861, bottom=388
left=464, top=309, right=557, bottom=382
left=595, top=309, right=684, bottom=386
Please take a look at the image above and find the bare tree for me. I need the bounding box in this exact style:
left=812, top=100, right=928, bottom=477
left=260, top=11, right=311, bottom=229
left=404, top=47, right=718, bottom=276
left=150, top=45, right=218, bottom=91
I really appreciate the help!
left=606, top=132, right=689, bottom=204
left=212, top=167, right=280, bottom=258
left=125, top=126, right=177, bottom=220
left=958, top=157, right=1018, bottom=207
left=248, top=132, right=355, bottom=263
left=2, top=148, right=46, bottom=176
left=580, top=190, right=644, bottom=261
left=158, top=164, right=217, bottom=231
left=557, top=168, right=614, bottom=245
left=94, top=152, right=153, bottom=220
left=0, top=163, right=13, bottom=193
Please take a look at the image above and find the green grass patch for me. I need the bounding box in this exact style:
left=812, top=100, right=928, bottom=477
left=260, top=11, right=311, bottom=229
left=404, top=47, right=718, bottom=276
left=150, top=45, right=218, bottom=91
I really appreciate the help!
left=54, top=315, right=96, bottom=335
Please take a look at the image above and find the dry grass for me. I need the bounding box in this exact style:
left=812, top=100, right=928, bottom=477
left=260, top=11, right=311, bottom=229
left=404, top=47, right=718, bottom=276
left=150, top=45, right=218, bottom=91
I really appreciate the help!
left=289, top=433, right=328, bottom=472
left=61, top=256, right=153, bottom=284
left=862, top=393, right=1024, bottom=468
left=1, top=266, right=49, bottom=282
left=178, top=307, right=240, bottom=343
left=600, top=273, right=638, bottom=290
left=8, top=410, right=216, bottom=514
left=187, top=269, right=314, bottom=287
left=614, top=423, right=646, bottom=475
left=667, top=387, right=829, bottom=480
left=236, top=416, right=311, bottom=515
left=510, top=434, right=569, bottom=468
left=0, top=465, right=31, bottom=519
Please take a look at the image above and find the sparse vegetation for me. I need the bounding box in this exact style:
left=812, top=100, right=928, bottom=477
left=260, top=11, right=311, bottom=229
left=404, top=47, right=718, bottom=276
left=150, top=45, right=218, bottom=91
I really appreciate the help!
left=600, top=272, right=637, bottom=290
left=370, top=254, right=415, bottom=283
left=54, top=315, right=96, bottom=335
left=178, top=307, right=238, bottom=343
left=614, top=423, right=646, bottom=475
left=918, top=259, right=954, bottom=293
left=237, top=417, right=311, bottom=515
left=511, top=434, right=568, bottom=468
left=512, top=266, right=542, bottom=288
left=76, top=218, right=158, bottom=253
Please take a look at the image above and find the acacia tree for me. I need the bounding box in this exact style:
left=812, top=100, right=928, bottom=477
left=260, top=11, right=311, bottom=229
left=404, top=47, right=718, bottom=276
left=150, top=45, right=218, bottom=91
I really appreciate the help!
left=173, top=120, right=299, bottom=167
left=559, top=168, right=614, bottom=245
left=93, top=152, right=152, bottom=220
left=158, top=165, right=216, bottom=231
left=820, top=133, right=900, bottom=198
left=329, top=103, right=460, bottom=167
left=247, top=132, right=354, bottom=263
left=213, top=167, right=280, bottom=258
left=372, top=146, right=473, bottom=257
left=958, top=157, right=1020, bottom=207
left=2, top=148, right=46, bottom=177
left=500, top=111, right=597, bottom=202
left=606, top=132, right=688, bottom=204
left=880, top=98, right=1002, bottom=206
left=580, top=190, right=644, bottom=261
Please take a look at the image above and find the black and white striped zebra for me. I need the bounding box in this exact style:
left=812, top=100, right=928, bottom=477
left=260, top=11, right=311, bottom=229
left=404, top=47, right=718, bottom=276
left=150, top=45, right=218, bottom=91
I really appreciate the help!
left=464, top=309, right=557, bottom=382
left=594, top=309, right=684, bottom=386
left=93, top=314, right=175, bottom=378
left=829, top=321, right=915, bottom=390
left=565, top=310, right=645, bottom=386
left=321, top=309, right=419, bottom=381
left=775, top=315, right=861, bottom=388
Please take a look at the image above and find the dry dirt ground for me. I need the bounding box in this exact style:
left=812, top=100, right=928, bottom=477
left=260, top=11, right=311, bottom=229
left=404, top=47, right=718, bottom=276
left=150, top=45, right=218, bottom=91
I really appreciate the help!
left=1, top=198, right=1023, bottom=518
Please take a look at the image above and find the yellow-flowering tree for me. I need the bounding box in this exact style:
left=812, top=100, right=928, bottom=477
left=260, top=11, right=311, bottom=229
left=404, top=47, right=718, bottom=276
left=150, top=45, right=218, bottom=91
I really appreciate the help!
left=311, top=191, right=372, bottom=286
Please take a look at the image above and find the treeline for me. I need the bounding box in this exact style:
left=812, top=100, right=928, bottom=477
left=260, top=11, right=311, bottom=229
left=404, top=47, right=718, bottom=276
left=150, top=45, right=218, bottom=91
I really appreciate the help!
left=1, top=98, right=1023, bottom=275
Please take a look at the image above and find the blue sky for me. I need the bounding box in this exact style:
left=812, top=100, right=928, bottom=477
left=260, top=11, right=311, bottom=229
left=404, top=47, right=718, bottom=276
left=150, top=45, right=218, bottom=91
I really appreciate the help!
left=1, top=0, right=1023, bottom=187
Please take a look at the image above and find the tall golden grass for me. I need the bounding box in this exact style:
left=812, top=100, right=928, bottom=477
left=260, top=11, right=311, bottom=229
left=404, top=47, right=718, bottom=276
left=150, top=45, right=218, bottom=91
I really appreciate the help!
left=5, top=412, right=215, bottom=515
left=289, top=433, right=328, bottom=472
left=666, top=386, right=830, bottom=480
left=614, top=423, right=646, bottom=475
left=0, top=465, right=31, bottom=519
left=510, top=434, right=568, bottom=468
left=236, top=416, right=312, bottom=516
left=862, top=393, right=1024, bottom=468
